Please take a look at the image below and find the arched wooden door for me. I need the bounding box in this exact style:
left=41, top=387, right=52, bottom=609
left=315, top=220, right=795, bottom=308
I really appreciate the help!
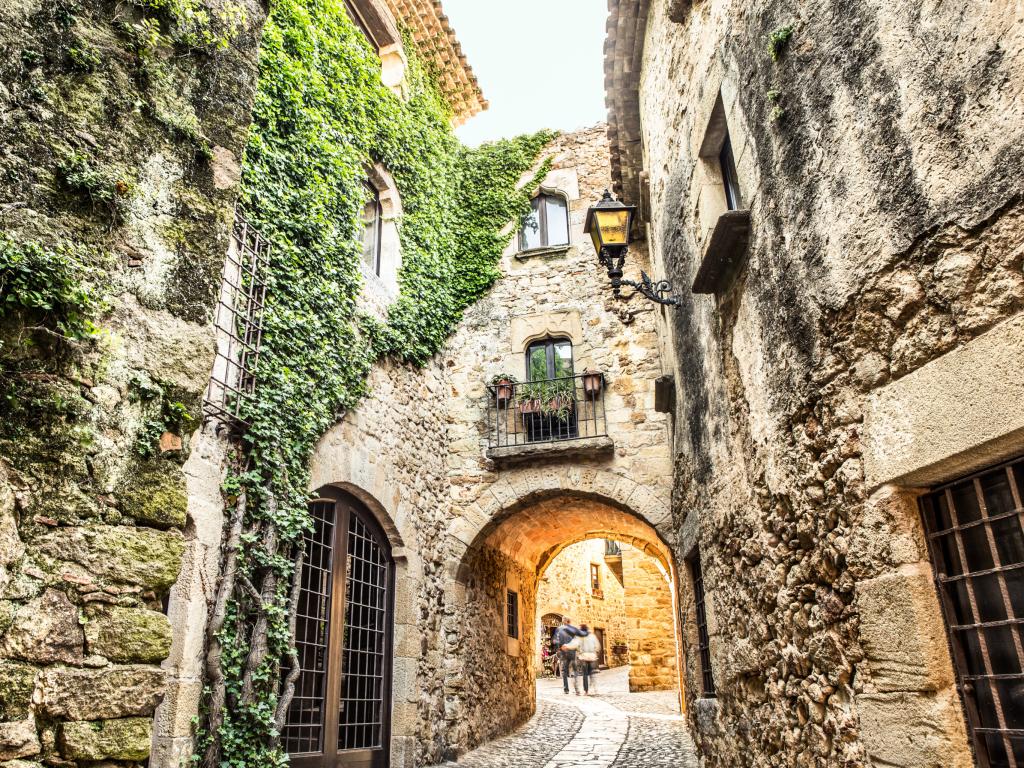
left=283, top=488, right=395, bottom=768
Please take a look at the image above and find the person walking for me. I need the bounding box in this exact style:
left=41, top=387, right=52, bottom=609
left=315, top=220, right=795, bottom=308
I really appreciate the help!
left=564, top=623, right=602, bottom=695
left=552, top=616, right=586, bottom=695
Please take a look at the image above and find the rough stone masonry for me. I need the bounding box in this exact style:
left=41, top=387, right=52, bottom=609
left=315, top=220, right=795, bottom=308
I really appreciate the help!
left=606, top=0, right=1024, bottom=766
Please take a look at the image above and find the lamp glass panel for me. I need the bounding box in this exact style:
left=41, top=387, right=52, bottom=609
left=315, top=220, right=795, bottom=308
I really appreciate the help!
left=594, top=209, right=629, bottom=246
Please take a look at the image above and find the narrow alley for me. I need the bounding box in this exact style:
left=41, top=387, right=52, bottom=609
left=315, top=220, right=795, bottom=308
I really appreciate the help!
left=439, top=667, right=698, bottom=768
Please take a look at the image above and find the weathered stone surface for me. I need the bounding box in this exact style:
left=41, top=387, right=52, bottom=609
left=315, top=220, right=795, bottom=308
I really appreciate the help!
left=38, top=665, right=166, bottom=720
left=855, top=568, right=954, bottom=694
left=0, top=464, right=24, bottom=598
left=116, top=460, right=188, bottom=530
left=0, top=661, right=37, bottom=720
left=59, top=718, right=151, bottom=762
left=84, top=607, right=172, bottom=664
left=0, top=718, right=40, bottom=761
left=0, top=590, right=83, bottom=664
left=857, top=691, right=973, bottom=768
left=34, top=527, right=184, bottom=590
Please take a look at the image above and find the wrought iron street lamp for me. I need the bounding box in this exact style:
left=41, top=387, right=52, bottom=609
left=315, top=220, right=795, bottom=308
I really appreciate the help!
left=584, top=190, right=682, bottom=306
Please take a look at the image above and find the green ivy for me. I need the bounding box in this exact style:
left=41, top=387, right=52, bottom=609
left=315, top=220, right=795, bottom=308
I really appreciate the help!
left=198, top=0, right=554, bottom=764
left=0, top=233, right=102, bottom=343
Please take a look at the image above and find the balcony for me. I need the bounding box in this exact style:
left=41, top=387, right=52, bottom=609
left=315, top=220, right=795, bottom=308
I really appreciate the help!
left=485, top=373, right=613, bottom=464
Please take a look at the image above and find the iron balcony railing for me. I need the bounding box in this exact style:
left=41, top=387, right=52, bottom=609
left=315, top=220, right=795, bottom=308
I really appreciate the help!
left=486, top=372, right=608, bottom=449
left=604, top=539, right=622, bottom=557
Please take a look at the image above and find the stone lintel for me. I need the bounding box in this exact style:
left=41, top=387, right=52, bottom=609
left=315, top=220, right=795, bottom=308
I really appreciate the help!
left=862, top=313, right=1024, bottom=490
left=691, top=209, right=752, bottom=295
left=486, top=436, right=614, bottom=465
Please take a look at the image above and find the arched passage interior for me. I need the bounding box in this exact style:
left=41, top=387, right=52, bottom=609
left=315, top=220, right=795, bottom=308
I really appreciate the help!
left=444, top=491, right=686, bottom=757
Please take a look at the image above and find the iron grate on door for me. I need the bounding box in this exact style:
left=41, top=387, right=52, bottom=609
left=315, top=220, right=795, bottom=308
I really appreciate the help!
left=283, top=500, right=336, bottom=755
left=689, top=548, right=716, bottom=697
left=339, top=511, right=389, bottom=752
left=920, top=457, right=1024, bottom=767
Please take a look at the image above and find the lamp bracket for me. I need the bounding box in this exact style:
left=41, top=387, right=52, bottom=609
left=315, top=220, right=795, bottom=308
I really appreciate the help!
left=616, top=271, right=683, bottom=306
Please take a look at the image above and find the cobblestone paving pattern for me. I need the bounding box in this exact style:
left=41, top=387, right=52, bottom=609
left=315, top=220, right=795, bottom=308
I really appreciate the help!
left=438, top=698, right=585, bottom=768
left=437, top=667, right=698, bottom=768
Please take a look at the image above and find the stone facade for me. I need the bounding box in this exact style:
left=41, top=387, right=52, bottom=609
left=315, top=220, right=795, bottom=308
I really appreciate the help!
left=605, top=0, right=1024, bottom=766
left=0, top=0, right=266, bottom=763
left=270, top=125, right=681, bottom=766
left=536, top=538, right=679, bottom=694
left=621, top=546, right=677, bottom=693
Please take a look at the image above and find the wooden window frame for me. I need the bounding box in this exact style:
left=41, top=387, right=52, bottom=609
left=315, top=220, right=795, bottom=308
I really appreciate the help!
left=284, top=489, right=395, bottom=768
left=719, top=133, right=741, bottom=211
left=361, top=182, right=384, bottom=277
left=590, top=563, right=602, bottom=596
left=525, top=337, right=574, bottom=382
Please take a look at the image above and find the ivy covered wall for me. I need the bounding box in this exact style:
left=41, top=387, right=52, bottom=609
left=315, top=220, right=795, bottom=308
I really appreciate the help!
left=0, top=0, right=266, bottom=764
left=197, top=1, right=553, bottom=765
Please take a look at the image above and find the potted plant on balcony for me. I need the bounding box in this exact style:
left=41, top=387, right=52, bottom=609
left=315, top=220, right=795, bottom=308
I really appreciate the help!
left=490, top=373, right=518, bottom=407
left=582, top=368, right=604, bottom=396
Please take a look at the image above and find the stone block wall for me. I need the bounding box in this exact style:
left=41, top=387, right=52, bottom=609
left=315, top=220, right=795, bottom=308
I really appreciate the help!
left=438, top=125, right=678, bottom=758
left=0, top=0, right=264, bottom=764
left=621, top=545, right=677, bottom=692
left=607, top=0, right=1024, bottom=765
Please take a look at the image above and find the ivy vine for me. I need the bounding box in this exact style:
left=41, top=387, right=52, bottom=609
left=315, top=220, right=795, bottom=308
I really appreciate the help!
left=196, top=0, right=554, bottom=765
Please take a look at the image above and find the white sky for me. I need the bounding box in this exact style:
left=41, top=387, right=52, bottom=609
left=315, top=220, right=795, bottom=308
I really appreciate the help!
left=444, top=0, right=609, bottom=146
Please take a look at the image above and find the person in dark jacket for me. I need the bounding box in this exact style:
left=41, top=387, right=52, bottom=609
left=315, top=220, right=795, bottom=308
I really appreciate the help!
left=552, top=616, right=587, bottom=694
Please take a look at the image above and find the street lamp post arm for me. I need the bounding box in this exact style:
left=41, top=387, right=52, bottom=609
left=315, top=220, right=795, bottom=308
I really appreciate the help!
left=616, top=271, right=683, bottom=306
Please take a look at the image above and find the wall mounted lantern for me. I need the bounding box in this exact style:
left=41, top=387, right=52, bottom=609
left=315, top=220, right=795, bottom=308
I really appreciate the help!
left=584, top=190, right=682, bottom=307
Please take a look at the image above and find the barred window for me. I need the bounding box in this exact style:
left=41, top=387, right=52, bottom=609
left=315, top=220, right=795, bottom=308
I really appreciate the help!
left=506, top=590, right=519, bottom=640
left=689, top=549, right=716, bottom=697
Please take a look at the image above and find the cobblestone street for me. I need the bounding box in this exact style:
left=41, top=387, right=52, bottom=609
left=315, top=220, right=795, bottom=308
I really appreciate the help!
left=439, top=667, right=699, bottom=768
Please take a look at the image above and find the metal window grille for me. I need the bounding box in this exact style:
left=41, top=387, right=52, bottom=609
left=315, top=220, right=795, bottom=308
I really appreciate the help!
left=202, top=209, right=269, bottom=434
left=339, top=511, right=390, bottom=752
left=506, top=590, right=519, bottom=640
left=282, top=500, right=336, bottom=755
left=284, top=493, right=393, bottom=765
left=920, top=457, right=1024, bottom=767
left=690, top=549, right=716, bottom=697
left=486, top=373, right=608, bottom=449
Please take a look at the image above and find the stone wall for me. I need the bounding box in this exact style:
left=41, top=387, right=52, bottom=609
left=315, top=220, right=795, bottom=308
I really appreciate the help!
left=0, top=0, right=264, bottom=764
left=608, top=0, right=1024, bottom=765
left=536, top=539, right=629, bottom=670
left=311, top=358, right=452, bottom=768
left=438, top=124, right=678, bottom=758
left=621, top=545, right=677, bottom=692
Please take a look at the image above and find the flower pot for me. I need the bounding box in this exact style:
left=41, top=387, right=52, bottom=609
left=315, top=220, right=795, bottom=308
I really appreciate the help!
left=582, top=370, right=603, bottom=395
left=518, top=399, right=541, bottom=416
left=494, top=379, right=514, bottom=406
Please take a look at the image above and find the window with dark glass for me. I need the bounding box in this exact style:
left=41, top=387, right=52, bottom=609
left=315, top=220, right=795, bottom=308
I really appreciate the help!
left=719, top=133, right=741, bottom=211
left=506, top=590, right=519, bottom=640
left=919, top=456, right=1024, bottom=767
left=689, top=549, right=716, bottom=697
left=519, top=192, right=570, bottom=251
left=525, top=338, right=573, bottom=382
left=360, top=182, right=383, bottom=276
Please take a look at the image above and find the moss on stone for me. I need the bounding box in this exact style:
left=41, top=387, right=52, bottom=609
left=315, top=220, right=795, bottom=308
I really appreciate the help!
left=0, top=660, right=38, bottom=720
left=83, top=606, right=172, bottom=663
left=59, top=717, right=151, bottom=761
left=116, top=458, right=188, bottom=529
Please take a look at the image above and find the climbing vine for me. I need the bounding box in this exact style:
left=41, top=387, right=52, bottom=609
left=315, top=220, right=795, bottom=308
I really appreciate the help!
left=196, top=0, right=554, bottom=765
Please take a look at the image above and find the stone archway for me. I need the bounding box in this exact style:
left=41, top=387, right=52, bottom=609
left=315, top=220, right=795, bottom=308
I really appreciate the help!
left=441, top=473, right=683, bottom=759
